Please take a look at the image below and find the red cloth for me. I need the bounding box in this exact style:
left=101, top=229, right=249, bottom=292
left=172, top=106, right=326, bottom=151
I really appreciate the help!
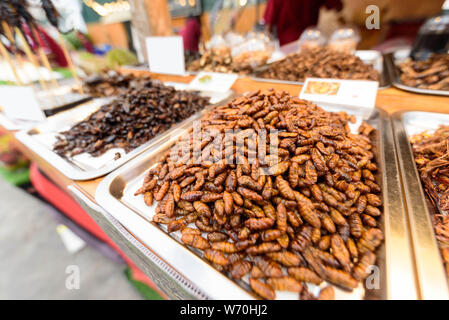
left=264, top=0, right=342, bottom=46
left=179, top=17, right=201, bottom=52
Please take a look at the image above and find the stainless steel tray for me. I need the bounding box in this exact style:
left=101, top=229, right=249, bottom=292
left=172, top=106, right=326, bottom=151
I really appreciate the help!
left=392, top=111, right=449, bottom=299
left=15, top=86, right=231, bottom=181
left=95, top=105, right=416, bottom=300
left=250, top=50, right=391, bottom=90
left=386, top=51, right=449, bottom=96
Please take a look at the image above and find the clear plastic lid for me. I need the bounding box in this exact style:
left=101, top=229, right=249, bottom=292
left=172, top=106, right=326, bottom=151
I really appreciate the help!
left=418, top=13, right=449, bottom=34
left=297, top=27, right=326, bottom=52
left=224, top=32, right=245, bottom=47
left=328, top=27, right=360, bottom=52
left=206, top=34, right=229, bottom=50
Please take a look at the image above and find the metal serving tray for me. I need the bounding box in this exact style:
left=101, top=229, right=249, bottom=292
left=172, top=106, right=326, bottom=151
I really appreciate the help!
left=250, top=50, right=391, bottom=90
left=386, top=50, right=449, bottom=96
left=392, top=111, right=449, bottom=300
left=95, top=105, right=416, bottom=300
left=15, top=85, right=232, bottom=181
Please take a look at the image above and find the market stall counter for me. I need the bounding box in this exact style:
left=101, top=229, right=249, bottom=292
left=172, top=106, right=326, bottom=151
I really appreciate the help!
left=2, top=71, right=449, bottom=300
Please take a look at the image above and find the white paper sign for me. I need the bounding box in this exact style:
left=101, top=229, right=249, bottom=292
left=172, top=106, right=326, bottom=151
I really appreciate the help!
left=300, top=78, right=378, bottom=116
left=0, top=85, right=45, bottom=122
left=188, top=72, right=237, bottom=93
left=146, top=36, right=185, bottom=75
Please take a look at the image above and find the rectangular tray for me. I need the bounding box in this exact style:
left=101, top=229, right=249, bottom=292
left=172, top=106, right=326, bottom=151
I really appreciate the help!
left=385, top=51, right=449, bottom=97
left=15, top=85, right=232, bottom=181
left=392, top=111, right=449, bottom=299
left=250, top=50, right=391, bottom=90
left=95, top=105, right=417, bottom=300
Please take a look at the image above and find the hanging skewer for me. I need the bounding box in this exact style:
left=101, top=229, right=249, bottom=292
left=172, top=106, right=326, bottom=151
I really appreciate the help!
left=41, top=0, right=83, bottom=93
left=0, top=38, right=23, bottom=85
left=1, top=21, right=30, bottom=84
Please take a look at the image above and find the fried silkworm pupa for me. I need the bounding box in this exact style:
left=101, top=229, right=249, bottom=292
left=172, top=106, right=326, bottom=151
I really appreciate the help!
left=247, top=242, right=281, bottom=255
left=251, top=265, right=266, bottom=278
left=223, top=191, right=234, bottom=215
left=144, top=192, right=153, bottom=206
left=318, top=286, right=335, bottom=300
left=288, top=267, right=323, bottom=285
left=276, top=203, right=288, bottom=232
left=357, top=228, right=384, bottom=254
left=230, top=260, right=252, bottom=279
left=261, top=229, right=282, bottom=241
left=181, top=234, right=210, bottom=250
left=249, top=278, right=276, bottom=300
left=253, top=256, right=283, bottom=278
left=193, top=201, right=211, bottom=217
left=266, top=251, right=302, bottom=267
left=245, top=218, right=275, bottom=230
left=207, top=232, right=229, bottom=243
left=211, top=241, right=238, bottom=253
left=267, top=276, right=302, bottom=292
left=331, top=234, right=351, bottom=272
left=181, top=227, right=201, bottom=236
left=180, top=191, right=203, bottom=201
left=353, top=251, right=376, bottom=281
left=203, top=249, right=228, bottom=266
left=324, top=266, right=358, bottom=290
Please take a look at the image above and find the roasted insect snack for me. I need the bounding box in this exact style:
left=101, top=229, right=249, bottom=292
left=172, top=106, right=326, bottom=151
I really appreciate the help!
left=410, top=125, right=449, bottom=276
left=256, top=47, right=379, bottom=82
left=82, top=71, right=152, bottom=97
left=187, top=47, right=268, bottom=75
left=54, top=80, right=210, bottom=158
left=398, top=54, right=449, bottom=91
left=137, top=89, right=383, bottom=299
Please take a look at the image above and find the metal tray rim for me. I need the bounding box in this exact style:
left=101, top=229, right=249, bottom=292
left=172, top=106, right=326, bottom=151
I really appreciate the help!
left=15, top=109, right=205, bottom=181
left=95, top=106, right=416, bottom=300
left=249, top=50, right=391, bottom=90
left=392, top=110, right=449, bottom=300
left=386, top=53, right=449, bottom=97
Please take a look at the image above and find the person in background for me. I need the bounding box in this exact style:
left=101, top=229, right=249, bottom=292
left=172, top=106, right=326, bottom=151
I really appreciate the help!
left=264, top=0, right=343, bottom=46
left=180, top=15, right=202, bottom=53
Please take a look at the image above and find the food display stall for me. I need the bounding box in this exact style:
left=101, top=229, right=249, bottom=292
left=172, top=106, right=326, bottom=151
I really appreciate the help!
left=1, top=0, right=449, bottom=302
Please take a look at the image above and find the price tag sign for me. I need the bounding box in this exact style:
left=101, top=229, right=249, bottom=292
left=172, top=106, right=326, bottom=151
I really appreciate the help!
left=0, top=85, right=45, bottom=122
left=188, top=72, right=237, bottom=93
left=146, top=36, right=185, bottom=75
left=300, top=78, right=378, bottom=118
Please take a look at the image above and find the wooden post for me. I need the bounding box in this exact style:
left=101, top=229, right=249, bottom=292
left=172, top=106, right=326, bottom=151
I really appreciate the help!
left=0, top=41, right=23, bottom=85
left=128, top=0, right=172, bottom=62
left=15, top=27, right=49, bottom=91
left=144, top=0, right=173, bottom=36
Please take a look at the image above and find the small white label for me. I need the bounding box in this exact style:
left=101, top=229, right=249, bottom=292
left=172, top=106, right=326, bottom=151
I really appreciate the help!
left=300, top=78, right=378, bottom=117
left=188, top=72, right=237, bottom=93
left=146, top=36, right=185, bottom=75
left=56, top=224, right=86, bottom=254
left=0, top=85, right=45, bottom=122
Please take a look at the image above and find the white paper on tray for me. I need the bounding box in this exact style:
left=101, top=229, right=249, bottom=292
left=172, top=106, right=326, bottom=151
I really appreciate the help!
left=188, top=72, right=237, bottom=93
left=164, top=81, right=232, bottom=104
left=300, top=78, right=378, bottom=119
left=146, top=36, right=186, bottom=75
left=0, top=85, right=45, bottom=122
